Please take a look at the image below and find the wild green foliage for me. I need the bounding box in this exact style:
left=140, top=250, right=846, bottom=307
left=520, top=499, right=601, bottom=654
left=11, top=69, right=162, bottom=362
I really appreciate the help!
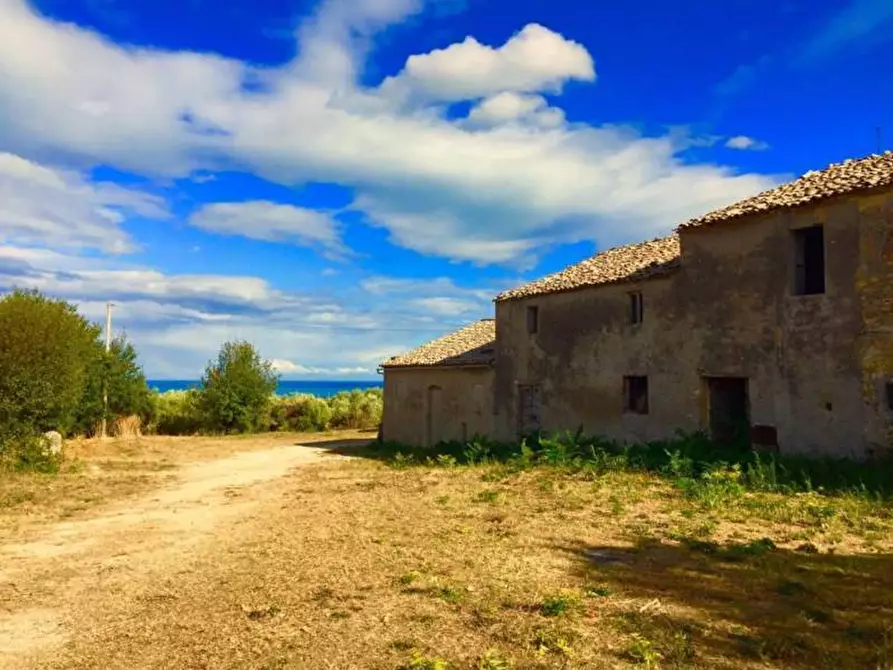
left=0, top=290, right=100, bottom=435
left=0, top=290, right=107, bottom=470
left=266, top=388, right=383, bottom=433
left=147, top=386, right=384, bottom=436
left=0, top=425, right=60, bottom=473
left=198, top=340, right=279, bottom=434
left=367, top=429, right=893, bottom=499
left=147, top=390, right=204, bottom=435
left=269, top=394, right=333, bottom=431
left=328, top=388, right=383, bottom=429
left=539, top=592, right=581, bottom=617
left=0, top=289, right=379, bottom=443
left=75, top=335, right=153, bottom=436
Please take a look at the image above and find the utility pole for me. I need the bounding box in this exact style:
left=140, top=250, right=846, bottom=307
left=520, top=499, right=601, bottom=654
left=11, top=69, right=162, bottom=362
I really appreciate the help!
left=101, top=302, right=114, bottom=440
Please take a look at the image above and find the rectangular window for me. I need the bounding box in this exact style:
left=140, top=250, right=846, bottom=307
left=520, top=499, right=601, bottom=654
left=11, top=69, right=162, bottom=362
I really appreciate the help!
left=629, top=291, right=644, bottom=324
left=526, top=305, right=539, bottom=334
left=623, top=376, right=649, bottom=415
left=793, top=225, right=825, bottom=295
left=886, top=382, right=893, bottom=412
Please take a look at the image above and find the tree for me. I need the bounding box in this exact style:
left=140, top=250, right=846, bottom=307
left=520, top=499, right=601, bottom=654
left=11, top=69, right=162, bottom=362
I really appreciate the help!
left=75, top=334, right=153, bottom=436
left=0, top=290, right=100, bottom=435
left=198, top=340, right=279, bottom=433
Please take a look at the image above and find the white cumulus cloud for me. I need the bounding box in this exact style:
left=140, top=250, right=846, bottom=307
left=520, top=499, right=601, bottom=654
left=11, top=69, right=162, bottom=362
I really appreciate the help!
left=378, top=23, right=595, bottom=104
left=190, top=201, right=345, bottom=253
left=0, top=152, right=169, bottom=253
left=466, top=92, right=565, bottom=128
left=0, top=0, right=779, bottom=267
left=725, top=135, right=770, bottom=151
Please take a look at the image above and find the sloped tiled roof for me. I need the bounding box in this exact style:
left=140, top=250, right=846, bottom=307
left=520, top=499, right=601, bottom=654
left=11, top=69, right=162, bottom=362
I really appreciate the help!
left=678, top=152, right=893, bottom=230
left=382, top=319, right=496, bottom=368
left=495, top=236, right=681, bottom=302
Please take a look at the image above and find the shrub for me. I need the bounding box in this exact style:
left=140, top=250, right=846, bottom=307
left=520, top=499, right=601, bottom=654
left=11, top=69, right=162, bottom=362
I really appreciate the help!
left=328, top=388, right=383, bottom=429
left=74, top=335, right=153, bottom=436
left=0, top=289, right=99, bottom=435
left=198, top=340, right=278, bottom=434
left=0, top=426, right=60, bottom=473
left=270, top=394, right=333, bottom=431
left=148, top=390, right=203, bottom=435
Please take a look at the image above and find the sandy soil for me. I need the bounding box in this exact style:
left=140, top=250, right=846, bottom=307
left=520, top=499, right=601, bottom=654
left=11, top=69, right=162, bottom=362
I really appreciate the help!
left=0, top=434, right=363, bottom=669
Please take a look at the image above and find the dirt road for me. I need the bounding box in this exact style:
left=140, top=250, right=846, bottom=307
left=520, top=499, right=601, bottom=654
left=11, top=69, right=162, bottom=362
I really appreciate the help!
left=0, top=436, right=353, bottom=669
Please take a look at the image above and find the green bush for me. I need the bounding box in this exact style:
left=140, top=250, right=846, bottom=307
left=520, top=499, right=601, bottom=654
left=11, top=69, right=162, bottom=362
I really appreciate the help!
left=75, top=335, right=153, bottom=436
left=147, top=390, right=204, bottom=435
left=270, top=394, right=333, bottom=432
left=328, top=388, right=383, bottom=429
left=0, top=289, right=99, bottom=435
left=0, top=426, right=60, bottom=473
left=197, top=340, right=278, bottom=434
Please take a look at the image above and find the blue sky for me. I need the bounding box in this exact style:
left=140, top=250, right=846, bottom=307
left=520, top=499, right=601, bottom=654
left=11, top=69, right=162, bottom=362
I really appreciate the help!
left=0, top=0, right=891, bottom=379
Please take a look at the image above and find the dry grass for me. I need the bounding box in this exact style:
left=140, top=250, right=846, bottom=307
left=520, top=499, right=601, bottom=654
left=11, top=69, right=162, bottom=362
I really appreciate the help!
left=42, top=459, right=893, bottom=670
left=111, top=415, right=142, bottom=440
left=0, top=430, right=372, bottom=536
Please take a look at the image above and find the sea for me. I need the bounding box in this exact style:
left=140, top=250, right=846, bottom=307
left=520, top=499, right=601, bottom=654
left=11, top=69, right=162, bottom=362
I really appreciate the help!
left=148, top=379, right=382, bottom=398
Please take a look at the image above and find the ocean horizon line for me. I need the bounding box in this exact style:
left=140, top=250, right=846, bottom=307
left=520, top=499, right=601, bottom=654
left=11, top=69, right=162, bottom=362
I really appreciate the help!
left=148, top=379, right=382, bottom=398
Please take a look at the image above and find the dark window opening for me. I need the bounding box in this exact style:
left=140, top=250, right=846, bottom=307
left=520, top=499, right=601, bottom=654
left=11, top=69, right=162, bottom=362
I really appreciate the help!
left=526, top=305, right=539, bottom=334
left=793, top=225, right=826, bottom=295
left=886, top=382, right=893, bottom=411
left=750, top=424, right=779, bottom=453
left=629, top=292, right=644, bottom=324
left=623, top=376, right=649, bottom=414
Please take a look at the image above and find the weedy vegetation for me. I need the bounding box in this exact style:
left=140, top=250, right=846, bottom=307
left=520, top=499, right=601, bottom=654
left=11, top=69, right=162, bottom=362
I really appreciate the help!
left=32, top=427, right=892, bottom=669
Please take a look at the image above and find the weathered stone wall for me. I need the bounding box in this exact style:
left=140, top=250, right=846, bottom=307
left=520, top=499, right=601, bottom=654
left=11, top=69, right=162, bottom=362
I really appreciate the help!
left=382, top=366, right=494, bottom=446
left=494, top=187, right=893, bottom=457
left=493, top=275, right=699, bottom=444
left=855, top=190, right=893, bottom=456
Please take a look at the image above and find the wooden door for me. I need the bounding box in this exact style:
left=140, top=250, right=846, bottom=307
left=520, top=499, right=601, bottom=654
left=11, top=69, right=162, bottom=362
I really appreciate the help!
left=518, top=384, right=542, bottom=435
left=706, top=377, right=749, bottom=446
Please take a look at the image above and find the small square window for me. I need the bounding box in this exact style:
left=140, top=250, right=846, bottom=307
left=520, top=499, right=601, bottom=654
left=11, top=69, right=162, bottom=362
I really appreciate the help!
left=624, top=376, right=649, bottom=414
left=793, top=225, right=825, bottom=295
left=526, top=305, right=539, bottom=334
left=629, top=292, right=643, bottom=324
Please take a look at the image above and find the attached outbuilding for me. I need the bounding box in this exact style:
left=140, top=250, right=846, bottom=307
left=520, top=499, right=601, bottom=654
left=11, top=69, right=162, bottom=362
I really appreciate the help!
left=380, top=319, right=495, bottom=446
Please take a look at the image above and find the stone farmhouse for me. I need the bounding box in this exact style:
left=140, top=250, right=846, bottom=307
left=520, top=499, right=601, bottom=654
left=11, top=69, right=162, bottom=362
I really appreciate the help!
left=380, top=152, right=893, bottom=458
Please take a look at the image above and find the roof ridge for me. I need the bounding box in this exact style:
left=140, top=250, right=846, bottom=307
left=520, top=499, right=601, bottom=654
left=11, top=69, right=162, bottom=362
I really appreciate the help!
left=381, top=318, right=496, bottom=368
left=496, top=235, right=681, bottom=302
left=678, top=151, right=893, bottom=231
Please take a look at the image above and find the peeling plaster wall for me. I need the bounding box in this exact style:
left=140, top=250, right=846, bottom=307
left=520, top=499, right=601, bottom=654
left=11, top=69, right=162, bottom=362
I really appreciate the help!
left=382, top=366, right=494, bottom=446
left=494, top=187, right=893, bottom=458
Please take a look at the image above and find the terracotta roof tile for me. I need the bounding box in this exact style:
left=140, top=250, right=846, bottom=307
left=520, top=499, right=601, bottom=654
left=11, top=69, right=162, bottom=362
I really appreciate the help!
left=382, top=319, right=496, bottom=368
left=495, top=236, right=681, bottom=302
left=679, top=152, right=893, bottom=230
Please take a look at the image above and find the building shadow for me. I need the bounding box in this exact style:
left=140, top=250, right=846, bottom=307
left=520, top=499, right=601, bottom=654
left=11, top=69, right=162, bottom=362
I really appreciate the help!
left=555, top=538, right=893, bottom=668
left=294, top=435, right=377, bottom=456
